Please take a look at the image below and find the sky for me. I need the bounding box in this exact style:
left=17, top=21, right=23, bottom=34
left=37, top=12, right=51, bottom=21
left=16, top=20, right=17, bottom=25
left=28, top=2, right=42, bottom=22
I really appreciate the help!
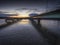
left=0, top=0, right=60, bottom=16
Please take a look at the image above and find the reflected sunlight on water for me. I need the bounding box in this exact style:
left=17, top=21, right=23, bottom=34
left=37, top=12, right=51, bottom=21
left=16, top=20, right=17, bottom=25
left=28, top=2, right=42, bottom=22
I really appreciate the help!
left=19, top=19, right=30, bottom=24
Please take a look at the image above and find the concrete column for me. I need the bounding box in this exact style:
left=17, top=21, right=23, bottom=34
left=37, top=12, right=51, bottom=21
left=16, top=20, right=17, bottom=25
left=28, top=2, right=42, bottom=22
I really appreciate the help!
left=37, top=19, right=40, bottom=25
left=37, top=18, right=41, bottom=27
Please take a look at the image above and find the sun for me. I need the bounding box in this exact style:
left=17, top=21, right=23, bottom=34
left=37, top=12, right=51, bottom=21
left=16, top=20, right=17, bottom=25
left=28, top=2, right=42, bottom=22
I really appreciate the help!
left=18, top=12, right=29, bottom=17
left=18, top=13, right=29, bottom=17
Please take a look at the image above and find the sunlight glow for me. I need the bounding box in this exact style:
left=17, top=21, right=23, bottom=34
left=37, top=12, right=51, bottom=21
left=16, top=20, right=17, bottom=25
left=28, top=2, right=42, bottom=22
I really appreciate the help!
left=0, top=9, right=43, bottom=18
left=19, top=19, right=29, bottom=24
left=18, top=11, right=29, bottom=17
left=18, top=13, right=29, bottom=17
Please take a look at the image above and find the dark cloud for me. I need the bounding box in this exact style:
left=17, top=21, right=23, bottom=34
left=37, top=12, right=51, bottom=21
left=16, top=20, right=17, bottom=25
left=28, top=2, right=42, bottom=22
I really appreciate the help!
left=0, top=0, right=60, bottom=12
left=0, top=11, right=8, bottom=14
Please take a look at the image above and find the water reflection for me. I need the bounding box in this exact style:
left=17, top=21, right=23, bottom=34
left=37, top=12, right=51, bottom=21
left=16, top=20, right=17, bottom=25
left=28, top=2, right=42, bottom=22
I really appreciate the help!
left=40, top=20, right=60, bottom=35
left=19, top=19, right=29, bottom=24
left=30, top=19, right=60, bottom=45
left=0, top=19, right=60, bottom=45
left=0, top=19, right=6, bottom=25
left=40, top=20, right=60, bottom=45
left=0, top=19, right=48, bottom=45
left=0, top=19, right=22, bottom=29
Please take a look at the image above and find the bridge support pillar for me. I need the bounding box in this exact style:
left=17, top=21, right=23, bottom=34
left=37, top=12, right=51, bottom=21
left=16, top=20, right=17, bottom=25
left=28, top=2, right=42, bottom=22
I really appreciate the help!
left=5, top=19, right=14, bottom=23
left=37, top=19, right=41, bottom=26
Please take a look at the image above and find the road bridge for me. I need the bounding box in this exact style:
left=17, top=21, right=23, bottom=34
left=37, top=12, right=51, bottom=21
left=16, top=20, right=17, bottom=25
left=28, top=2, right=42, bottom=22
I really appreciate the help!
left=0, top=9, right=60, bottom=24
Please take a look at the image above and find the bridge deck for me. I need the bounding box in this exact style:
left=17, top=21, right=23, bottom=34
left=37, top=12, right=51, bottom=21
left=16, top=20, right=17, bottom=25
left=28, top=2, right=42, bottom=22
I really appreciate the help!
left=0, top=16, right=60, bottom=20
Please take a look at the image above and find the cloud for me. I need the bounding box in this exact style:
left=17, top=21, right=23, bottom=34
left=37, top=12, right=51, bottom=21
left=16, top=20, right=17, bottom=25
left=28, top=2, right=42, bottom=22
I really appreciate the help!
left=0, top=10, right=17, bottom=14
left=0, top=11, right=9, bottom=14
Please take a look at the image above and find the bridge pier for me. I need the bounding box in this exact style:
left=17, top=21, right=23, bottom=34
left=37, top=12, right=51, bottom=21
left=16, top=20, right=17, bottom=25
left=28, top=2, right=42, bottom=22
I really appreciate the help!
left=29, top=18, right=41, bottom=26
left=37, top=19, right=40, bottom=25
left=5, top=18, right=22, bottom=24
left=5, top=18, right=14, bottom=23
left=37, top=18, right=41, bottom=27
